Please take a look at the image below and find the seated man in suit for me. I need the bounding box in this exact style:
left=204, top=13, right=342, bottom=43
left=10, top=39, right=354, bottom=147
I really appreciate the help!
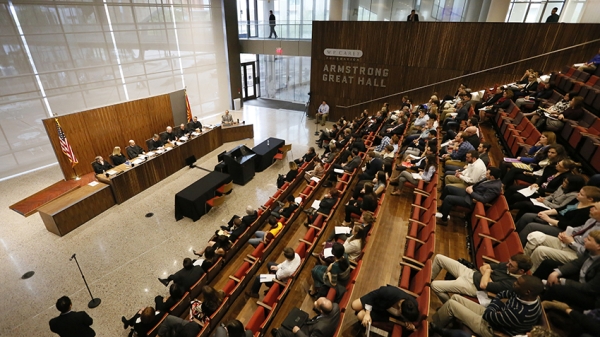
left=161, top=126, right=177, bottom=143
left=437, top=167, right=502, bottom=225
left=222, top=110, right=235, bottom=126
left=188, top=116, right=202, bottom=131
left=271, top=195, right=299, bottom=219
left=272, top=297, right=340, bottom=337
left=49, top=296, right=95, bottom=337
left=294, top=147, right=317, bottom=165
left=327, top=148, right=362, bottom=185
left=175, top=123, right=188, bottom=139
left=126, top=140, right=145, bottom=159
left=148, top=134, right=164, bottom=151
left=430, top=253, right=532, bottom=302
left=543, top=230, right=600, bottom=310
left=358, top=151, right=383, bottom=181
left=92, top=156, right=113, bottom=175
left=351, top=285, right=420, bottom=331
left=432, top=275, right=544, bottom=337
left=222, top=206, right=258, bottom=232
left=158, top=257, right=204, bottom=291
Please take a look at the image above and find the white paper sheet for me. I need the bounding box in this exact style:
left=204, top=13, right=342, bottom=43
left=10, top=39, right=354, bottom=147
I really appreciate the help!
left=335, top=226, right=352, bottom=234
left=411, top=173, right=422, bottom=180
left=517, top=187, right=538, bottom=197
left=260, top=274, right=277, bottom=283
left=193, top=258, right=205, bottom=266
left=179, top=136, right=188, bottom=141
left=311, top=200, right=321, bottom=209
left=106, top=169, right=118, bottom=175
left=295, top=197, right=303, bottom=204
left=310, top=176, right=320, bottom=182
left=323, top=248, right=333, bottom=258
left=408, top=154, right=420, bottom=159
left=132, top=158, right=144, bottom=165
left=476, top=291, right=492, bottom=307
left=334, top=168, right=344, bottom=174
left=530, top=198, right=551, bottom=210
left=88, top=181, right=99, bottom=186
left=440, top=141, right=452, bottom=147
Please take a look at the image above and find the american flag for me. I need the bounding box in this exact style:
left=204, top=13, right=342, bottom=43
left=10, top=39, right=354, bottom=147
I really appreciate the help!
left=185, top=89, right=193, bottom=122
left=55, top=118, right=78, bottom=167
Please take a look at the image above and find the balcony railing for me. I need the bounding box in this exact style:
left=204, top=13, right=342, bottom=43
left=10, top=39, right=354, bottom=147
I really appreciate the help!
left=238, top=21, right=314, bottom=40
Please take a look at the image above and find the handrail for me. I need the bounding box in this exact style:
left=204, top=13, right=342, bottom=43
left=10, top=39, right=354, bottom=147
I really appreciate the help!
left=337, top=38, right=600, bottom=109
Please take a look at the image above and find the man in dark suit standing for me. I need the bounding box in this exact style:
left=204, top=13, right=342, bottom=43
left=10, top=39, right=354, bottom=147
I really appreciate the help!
left=545, top=7, right=559, bottom=22
left=49, top=296, right=95, bottom=337
left=272, top=297, right=340, bottom=337
left=407, top=9, right=419, bottom=21
left=269, top=10, right=278, bottom=38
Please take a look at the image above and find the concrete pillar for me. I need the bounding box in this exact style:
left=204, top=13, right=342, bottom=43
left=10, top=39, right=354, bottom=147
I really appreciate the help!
left=330, top=0, right=344, bottom=20
left=579, top=0, right=600, bottom=23
left=465, top=0, right=484, bottom=22
left=221, top=0, right=242, bottom=109
left=485, top=0, right=510, bottom=22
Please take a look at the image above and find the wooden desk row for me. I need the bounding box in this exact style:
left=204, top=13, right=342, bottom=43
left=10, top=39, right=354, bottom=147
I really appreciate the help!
left=38, top=124, right=254, bottom=236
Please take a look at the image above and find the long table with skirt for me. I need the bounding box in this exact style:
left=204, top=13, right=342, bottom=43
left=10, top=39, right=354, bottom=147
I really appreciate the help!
left=252, top=137, right=285, bottom=172
left=106, top=124, right=253, bottom=204
left=174, top=171, right=232, bottom=221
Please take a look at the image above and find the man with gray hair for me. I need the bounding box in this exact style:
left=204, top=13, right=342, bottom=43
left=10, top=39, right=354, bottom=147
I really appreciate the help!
left=126, top=140, right=145, bottom=159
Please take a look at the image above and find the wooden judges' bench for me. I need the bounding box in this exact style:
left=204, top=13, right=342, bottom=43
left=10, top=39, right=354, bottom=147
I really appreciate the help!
left=38, top=124, right=253, bottom=236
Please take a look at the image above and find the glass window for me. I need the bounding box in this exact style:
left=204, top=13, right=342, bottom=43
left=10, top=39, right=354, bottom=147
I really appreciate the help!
left=505, top=0, right=568, bottom=22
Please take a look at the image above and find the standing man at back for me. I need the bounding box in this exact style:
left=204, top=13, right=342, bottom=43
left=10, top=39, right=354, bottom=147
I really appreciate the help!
left=407, top=9, right=419, bottom=21
left=269, top=10, right=278, bottom=38
left=49, top=296, right=95, bottom=337
left=545, top=7, right=559, bottom=22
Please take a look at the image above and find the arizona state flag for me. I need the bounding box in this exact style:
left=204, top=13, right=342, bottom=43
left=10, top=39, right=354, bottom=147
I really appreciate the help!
left=185, top=90, right=192, bottom=122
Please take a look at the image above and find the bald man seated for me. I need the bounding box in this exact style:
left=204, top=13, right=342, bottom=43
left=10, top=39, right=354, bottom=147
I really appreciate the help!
left=271, top=297, right=340, bottom=337
left=161, top=126, right=177, bottom=143
left=126, top=140, right=145, bottom=159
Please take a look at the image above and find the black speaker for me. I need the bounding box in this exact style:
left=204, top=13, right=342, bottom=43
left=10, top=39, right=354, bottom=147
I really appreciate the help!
left=185, top=155, right=197, bottom=168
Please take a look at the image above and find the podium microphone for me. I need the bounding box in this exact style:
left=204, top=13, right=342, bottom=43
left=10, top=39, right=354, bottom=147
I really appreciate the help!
left=69, top=253, right=101, bottom=309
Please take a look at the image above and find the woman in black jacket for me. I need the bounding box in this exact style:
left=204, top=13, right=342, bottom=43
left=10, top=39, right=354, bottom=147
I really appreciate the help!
left=277, top=161, right=298, bottom=188
left=343, top=183, right=377, bottom=224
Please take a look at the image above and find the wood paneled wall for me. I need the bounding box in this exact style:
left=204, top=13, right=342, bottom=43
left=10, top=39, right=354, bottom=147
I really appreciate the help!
left=309, top=22, right=600, bottom=119
left=43, top=94, right=174, bottom=180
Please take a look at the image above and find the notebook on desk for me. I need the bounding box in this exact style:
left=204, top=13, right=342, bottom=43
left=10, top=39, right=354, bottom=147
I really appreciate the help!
left=282, top=307, right=309, bottom=331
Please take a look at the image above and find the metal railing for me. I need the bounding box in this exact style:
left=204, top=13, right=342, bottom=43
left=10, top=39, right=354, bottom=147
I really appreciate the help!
left=238, top=21, right=314, bottom=40
left=337, top=38, right=600, bottom=109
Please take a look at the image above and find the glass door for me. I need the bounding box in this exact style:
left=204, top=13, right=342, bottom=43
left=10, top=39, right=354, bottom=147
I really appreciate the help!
left=241, top=62, right=257, bottom=100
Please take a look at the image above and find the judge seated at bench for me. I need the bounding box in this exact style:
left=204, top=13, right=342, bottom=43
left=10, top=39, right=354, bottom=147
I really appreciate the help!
left=175, top=123, right=188, bottom=139
left=126, top=140, right=145, bottom=159
left=188, top=116, right=202, bottom=131
left=110, top=146, right=127, bottom=166
left=148, top=134, right=164, bottom=151
left=161, top=126, right=177, bottom=143
left=92, top=156, right=113, bottom=175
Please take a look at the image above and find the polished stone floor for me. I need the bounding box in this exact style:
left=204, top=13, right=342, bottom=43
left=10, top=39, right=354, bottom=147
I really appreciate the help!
left=0, top=105, right=323, bottom=336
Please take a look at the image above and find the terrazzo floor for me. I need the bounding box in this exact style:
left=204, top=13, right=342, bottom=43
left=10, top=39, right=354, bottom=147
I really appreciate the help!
left=0, top=105, right=323, bottom=336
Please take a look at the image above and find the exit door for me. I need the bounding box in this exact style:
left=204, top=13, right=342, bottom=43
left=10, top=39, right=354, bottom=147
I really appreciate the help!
left=241, top=62, right=258, bottom=100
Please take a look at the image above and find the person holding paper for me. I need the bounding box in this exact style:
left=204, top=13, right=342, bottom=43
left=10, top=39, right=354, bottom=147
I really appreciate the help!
left=246, top=247, right=300, bottom=298
left=441, top=133, right=474, bottom=163
left=304, top=189, right=341, bottom=226
left=512, top=175, right=586, bottom=221
left=126, top=140, right=145, bottom=159
left=577, top=47, right=600, bottom=74
left=309, top=243, right=350, bottom=297
left=523, top=202, right=600, bottom=273
left=502, top=142, right=563, bottom=191
left=294, top=147, right=317, bottom=165
left=530, top=93, right=573, bottom=127
left=92, top=156, right=113, bottom=175
left=271, top=195, right=299, bottom=219
left=304, top=157, right=324, bottom=182
left=187, top=116, right=202, bottom=131
left=148, top=134, right=164, bottom=151
left=437, top=167, right=502, bottom=225
left=391, top=155, right=436, bottom=196
left=506, top=159, right=581, bottom=206
left=343, top=225, right=366, bottom=261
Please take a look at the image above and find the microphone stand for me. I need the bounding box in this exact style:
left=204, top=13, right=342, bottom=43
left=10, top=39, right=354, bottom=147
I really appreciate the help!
left=70, top=254, right=101, bottom=308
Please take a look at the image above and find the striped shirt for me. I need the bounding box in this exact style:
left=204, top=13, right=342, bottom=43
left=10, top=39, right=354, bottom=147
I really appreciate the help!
left=483, top=290, right=542, bottom=336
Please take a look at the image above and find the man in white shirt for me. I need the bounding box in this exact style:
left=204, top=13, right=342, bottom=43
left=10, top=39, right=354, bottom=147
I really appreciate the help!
left=443, top=150, right=487, bottom=190
left=246, top=247, right=301, bottom=298
left=316, top=100, right=330, bottom=126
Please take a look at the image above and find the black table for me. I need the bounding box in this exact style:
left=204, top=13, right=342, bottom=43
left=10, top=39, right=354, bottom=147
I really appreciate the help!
left=174, top=171, right=232, bottom=221
left=252, top=137, right=285, bottom=172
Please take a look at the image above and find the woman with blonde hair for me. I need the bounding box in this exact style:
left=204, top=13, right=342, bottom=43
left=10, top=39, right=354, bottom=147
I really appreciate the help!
left=277, top=161, right=298, bottom=188
left=110, top=146, right=127, bottom=165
